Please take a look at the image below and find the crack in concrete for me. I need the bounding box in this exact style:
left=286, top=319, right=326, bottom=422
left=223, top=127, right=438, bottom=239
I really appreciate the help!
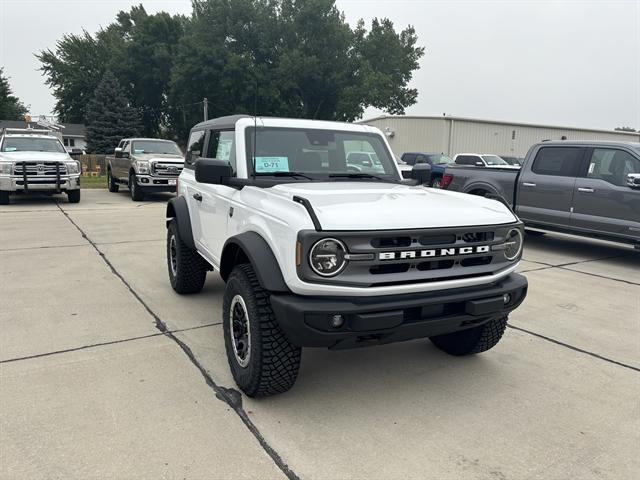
left=507, top=324, right=640, bottom=373
left=0, top=239, right=165, bottom=253
left=54, top=202, right=300, bottom=480
left=0, top=323, right=221, bottom=364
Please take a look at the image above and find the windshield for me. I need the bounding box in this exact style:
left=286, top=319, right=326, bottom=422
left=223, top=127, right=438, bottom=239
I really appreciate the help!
left=482, top=155, right=509, bottom=166
left=245, top=127, right=399, bottom=180
left=131, top=140, right=182, bottom=155
left=1, top=137, right=66, bottom=153
left=428, top=154, right=454, bottom=165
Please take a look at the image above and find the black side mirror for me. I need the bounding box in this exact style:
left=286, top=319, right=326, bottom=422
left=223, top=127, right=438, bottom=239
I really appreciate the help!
left=114, top=147, right=122, bottom=158
left=195, top=158, right=233, bottom=184
left=411, top=163, right=432, bottom=185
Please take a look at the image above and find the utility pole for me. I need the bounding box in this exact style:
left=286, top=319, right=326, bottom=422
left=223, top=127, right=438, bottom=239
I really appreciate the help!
left=203, top=98, right=208, bottom=121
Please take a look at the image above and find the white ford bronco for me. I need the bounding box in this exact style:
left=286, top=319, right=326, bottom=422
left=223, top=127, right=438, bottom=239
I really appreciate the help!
left=165, top=115, right=528, bottom=397
left=0, top=128, right=81, bottom=205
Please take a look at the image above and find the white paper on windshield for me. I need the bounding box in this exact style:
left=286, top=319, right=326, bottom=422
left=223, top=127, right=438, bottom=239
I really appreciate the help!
left=254, top=156, right=289, bottom=173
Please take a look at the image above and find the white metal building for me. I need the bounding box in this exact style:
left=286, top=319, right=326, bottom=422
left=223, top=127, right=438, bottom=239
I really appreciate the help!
left=359, top=115, right=640, bottom=158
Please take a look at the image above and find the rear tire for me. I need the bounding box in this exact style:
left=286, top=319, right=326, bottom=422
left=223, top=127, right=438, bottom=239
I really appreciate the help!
left=0, top=191, right=9, bottom=205
left=67, top=190, right=81, bottom=203
left=223, top=263, right=301, bottom=397
left=430, top=315, right=508, bottom=356
left=108, top=169, right=119, bottom=192
left=129, top=173, right=144, bottom=201
left=430, top=177, right=442, bottom=188
left=167, top=219, right=207, bottom=294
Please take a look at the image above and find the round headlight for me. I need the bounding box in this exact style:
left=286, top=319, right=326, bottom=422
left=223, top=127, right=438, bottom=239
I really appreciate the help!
left=504, top=228, right=523, bottom=260
left=309, top=238, right=348, bottom=277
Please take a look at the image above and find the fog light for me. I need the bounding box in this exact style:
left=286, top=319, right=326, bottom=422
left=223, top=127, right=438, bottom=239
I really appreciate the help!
left=141, top=178, right=149, bottom=183
left=330, top=314, right=345, bottom=328
left=503, top=293, right=511, bottom=304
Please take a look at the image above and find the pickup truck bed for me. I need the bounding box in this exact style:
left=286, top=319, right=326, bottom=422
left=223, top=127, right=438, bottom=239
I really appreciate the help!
left=442, top=141, right=640, bottom=247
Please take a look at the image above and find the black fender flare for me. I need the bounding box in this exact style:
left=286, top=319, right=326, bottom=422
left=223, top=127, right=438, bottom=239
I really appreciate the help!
left=220, top=232, right=289, bottom=292
left=166, top=196, right=196, bottom=250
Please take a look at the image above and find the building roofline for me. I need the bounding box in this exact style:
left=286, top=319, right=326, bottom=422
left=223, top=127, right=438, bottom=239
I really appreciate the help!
left=358, top=114, right=640, bottom=137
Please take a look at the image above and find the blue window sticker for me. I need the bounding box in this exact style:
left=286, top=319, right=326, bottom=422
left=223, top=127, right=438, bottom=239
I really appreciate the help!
left=254, top=156, right=289, bottom=173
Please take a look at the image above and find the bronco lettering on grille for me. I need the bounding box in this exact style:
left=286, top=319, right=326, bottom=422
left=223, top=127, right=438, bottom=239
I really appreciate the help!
left=379, top=245, right=490, bottom=260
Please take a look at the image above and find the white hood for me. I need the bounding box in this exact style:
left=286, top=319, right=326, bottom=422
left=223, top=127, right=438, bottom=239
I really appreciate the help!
left=266, top=182, right=517, bottom=230
left=0, top=151, right=71, bottom=162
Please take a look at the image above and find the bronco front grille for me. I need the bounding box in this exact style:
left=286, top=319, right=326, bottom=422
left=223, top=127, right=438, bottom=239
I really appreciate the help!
left=297, top=224, right=519, bottom=287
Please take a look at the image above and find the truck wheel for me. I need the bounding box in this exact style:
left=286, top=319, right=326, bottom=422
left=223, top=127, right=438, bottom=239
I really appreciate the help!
left=430, top=315, right=508, bottom=356
left=430, top=177, right=442, bottom=188
left=0, top=191, right=9, bottom=205
left=67, top=190, right=81, bottom=203
left=129, top=173, right=144, bottom=201
left=223, top=263, right=301, bottom=397
left=167, top=219, right=207, bottom=294
left=107, top=169, right=119, bottom=192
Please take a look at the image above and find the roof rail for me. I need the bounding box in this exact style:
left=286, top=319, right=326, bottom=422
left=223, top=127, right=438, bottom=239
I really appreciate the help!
left=1, top=128, right=53, bottom=136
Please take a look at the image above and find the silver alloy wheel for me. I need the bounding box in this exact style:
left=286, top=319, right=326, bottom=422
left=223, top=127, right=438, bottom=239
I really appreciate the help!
left=169, top=234, right=178, bottom=277
left=230, top=295, right=251, bottom=368
left=432, top=178, right=441, bottom=188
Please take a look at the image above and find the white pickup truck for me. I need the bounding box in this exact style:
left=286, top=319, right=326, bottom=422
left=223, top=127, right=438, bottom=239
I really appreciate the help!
left=0, top=128, right=81, bottom=204
left=165, top=115, right=528, bottom=397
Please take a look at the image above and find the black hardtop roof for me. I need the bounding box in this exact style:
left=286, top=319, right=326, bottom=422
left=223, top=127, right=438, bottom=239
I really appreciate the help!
left=191, top=115, right=251, bottom=131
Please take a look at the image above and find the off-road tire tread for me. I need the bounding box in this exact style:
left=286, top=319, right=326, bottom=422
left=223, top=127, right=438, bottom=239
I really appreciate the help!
left=225, top=264, right=301, bottom=397
left=0, top=191, right=9, bottom=205
left=67, top=190, right=81, bottom=203
left=108, top=169, right=119, bottom=192
left=430, top=315, right=508, bottom=356
left=167, top=220, right=207, bottom=294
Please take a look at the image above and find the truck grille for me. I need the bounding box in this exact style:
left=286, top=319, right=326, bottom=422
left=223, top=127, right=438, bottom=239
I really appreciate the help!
left=152, top=163, right=183, bottom=176
left=13, top=162, right=67, bottom=176
left=298, top=225, right=519, bottom=287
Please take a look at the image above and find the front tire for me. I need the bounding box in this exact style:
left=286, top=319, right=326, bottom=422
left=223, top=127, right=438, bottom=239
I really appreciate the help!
left=167, top=219, right=207, bottom=294
left=129, top=173, right=144, bottom=201
left=108, top=169, right=119, bottom=192
left=0, top=191, right=9, bottom=205
left=430, top=315, right=508, bottom=356
left=223, top=264, right=301, bottom=397
left=67, top=189, right=81, bottom=203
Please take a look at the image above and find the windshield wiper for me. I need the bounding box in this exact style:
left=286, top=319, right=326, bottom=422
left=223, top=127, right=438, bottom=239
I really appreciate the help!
left=257, top=171, right=314, bottom=180
left=329, top=173, right=388, bottom=181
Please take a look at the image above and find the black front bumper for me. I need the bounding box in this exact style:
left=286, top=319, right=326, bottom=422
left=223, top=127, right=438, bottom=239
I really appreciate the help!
left=270, top=273, right=528, bottom=349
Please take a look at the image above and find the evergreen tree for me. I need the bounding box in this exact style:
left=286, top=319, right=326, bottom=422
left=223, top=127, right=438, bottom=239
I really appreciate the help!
left=0, top=68, right=29, bottom=120
left=85, top=71, right=142, bottom=153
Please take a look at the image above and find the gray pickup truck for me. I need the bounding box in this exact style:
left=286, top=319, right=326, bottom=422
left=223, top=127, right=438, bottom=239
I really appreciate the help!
left=106, top=138, right=184, bottom=201
left=441, top=140, right=640, bottom=247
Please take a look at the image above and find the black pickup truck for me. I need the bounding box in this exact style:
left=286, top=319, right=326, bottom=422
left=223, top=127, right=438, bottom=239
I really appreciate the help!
left=441, top=141, right=640, bottom=247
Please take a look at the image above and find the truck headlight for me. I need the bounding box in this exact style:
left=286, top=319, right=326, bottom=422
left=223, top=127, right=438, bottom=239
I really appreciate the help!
left=309, top=238, right=348, bottom=277
left=65, top=161, right=80, bottom=174
left=0, top=162, right=12, bottom=175
left=136, top=161, right=150, bottom=175
left=503, top=228, right=523, bottom=260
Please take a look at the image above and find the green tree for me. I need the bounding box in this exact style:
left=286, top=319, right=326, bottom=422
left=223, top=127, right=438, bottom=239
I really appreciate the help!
left=38, top=5, right=185, bottom=134
left=85, top=71, right=142, bottom=153
left=0, top=68, right=29, bottom=120
left=615, top=126, right=637, bottom=132
left=168, top=0, right=424, bottom=138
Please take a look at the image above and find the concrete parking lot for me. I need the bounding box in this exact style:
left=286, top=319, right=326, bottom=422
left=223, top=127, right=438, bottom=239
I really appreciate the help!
left=1, top=189, right=638, bottom=480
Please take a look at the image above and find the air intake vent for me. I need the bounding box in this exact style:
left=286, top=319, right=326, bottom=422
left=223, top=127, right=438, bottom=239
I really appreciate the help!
left=462, top=232, right=494, bottom=243
left=371, top=236, right=412, bottom=248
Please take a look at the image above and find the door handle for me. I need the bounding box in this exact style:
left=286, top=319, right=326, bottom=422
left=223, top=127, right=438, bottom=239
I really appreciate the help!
left=192, top=192, right=202, bottom=202
left=522, top=182, right=536, bottom=187
left=577, top=187, right=594, bottom=193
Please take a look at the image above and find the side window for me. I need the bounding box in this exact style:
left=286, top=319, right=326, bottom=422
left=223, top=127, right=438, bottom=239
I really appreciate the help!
left=205, top=130, right=236, bottom=173
left=456, top=155, right=474, bottom=165
left=587, top=149, right=640, bottom=186
left=532, top=147, right=582, bottom=177
left=123, top=141, right=130, bottom=153
left=185, top=130, right=205, bottom=166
